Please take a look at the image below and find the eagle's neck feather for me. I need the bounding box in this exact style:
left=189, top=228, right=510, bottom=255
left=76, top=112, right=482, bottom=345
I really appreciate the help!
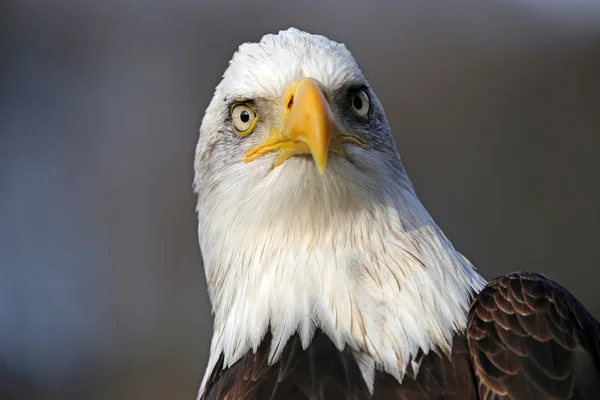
left=196, top=157, right=486, bottom=394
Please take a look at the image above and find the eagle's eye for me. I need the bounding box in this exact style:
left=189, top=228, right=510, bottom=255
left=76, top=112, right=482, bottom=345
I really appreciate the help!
left=349, top=89, right=370, bottom=118
left=231, top=103, right=258, bottom=135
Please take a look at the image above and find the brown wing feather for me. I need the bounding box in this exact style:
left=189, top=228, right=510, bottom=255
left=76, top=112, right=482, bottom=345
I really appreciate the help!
left=467, top=271, right=600, bottom=400
left=201, top=330, right=477, bottom=399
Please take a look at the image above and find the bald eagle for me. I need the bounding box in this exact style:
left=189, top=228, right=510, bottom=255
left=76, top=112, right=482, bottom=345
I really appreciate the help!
left=193, top=28, right=600, bottom=399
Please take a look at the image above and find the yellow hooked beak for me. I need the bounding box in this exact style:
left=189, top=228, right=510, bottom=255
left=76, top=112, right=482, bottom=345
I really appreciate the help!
left=282, top=78, right=334, bottom=173
left=244, top=78, right=367, bottom=174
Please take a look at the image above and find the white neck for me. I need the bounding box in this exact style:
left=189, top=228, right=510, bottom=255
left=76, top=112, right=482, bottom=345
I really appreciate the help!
left=196, top=156, right=486, bottom=394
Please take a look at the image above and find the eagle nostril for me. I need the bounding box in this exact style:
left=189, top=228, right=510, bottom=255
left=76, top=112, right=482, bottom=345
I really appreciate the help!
left=286, top=95, right=294, bottom=109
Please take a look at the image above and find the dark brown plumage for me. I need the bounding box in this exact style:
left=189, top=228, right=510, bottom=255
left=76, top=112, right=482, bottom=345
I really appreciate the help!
left=468, top=271, right=600, bottom=399
left=202, top=329, right=477, bottom=400
left=201, top=272, right=600, bottom=399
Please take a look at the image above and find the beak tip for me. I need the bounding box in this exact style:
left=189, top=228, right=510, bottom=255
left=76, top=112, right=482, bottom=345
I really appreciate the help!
left=314, top=154, right=328, bottom=175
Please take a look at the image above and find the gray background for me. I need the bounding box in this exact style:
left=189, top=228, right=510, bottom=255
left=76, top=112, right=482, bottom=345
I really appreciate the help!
left=1, top=1, right=600, bottom=399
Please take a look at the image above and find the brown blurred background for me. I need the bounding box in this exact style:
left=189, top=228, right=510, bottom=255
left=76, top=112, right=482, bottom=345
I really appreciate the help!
left=1, top=1, right=599, bottom=399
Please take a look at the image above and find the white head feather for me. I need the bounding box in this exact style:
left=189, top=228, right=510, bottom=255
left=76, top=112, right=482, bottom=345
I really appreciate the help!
left=194, top=28, right=486, bottom=396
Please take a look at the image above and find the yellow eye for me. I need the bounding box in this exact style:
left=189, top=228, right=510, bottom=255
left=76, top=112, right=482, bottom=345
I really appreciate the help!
left=231, top=103, right=258, bottom=135
left=349, top=89, right=370, bottom=118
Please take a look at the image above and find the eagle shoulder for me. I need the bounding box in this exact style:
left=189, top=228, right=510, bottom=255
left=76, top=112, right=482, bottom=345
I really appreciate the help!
left=467, top=271, right=600, bottom=399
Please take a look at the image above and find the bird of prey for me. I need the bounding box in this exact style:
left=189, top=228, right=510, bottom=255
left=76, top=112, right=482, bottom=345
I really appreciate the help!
left=193, top=28, right=600, bottom=399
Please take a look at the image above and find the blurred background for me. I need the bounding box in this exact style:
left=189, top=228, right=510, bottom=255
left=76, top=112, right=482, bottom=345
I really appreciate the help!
left=1, top=1, right=600, bottom=399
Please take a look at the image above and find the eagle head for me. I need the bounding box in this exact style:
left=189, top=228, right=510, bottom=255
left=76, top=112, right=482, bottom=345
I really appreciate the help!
left=194, top=28, right=485, bottom=395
